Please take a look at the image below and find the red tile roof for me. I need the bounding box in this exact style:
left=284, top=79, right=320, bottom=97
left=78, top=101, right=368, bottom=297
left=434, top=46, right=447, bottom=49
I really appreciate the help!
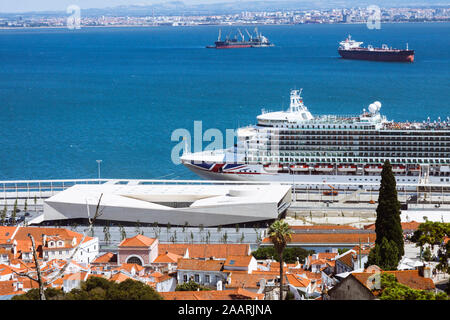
left=226, top=271, right=284, bottom=289
left=263, top=233, right=376, bottom=244
left=224, top=255, right=253, bottom=268
left=364, top=221, right=421, bottom=231
left=0, top=281, right=18, bottom=296
left=110, top=272, right=133, bottom=283
left=158, top=243, right=250, bottom=259
left=118, top=234, right=156, bottom=247
left=290, top=225, right=359, bottom=230
left=337, top=251, right=354, bottom=268
left=177, top=258, right=224, bottom=272
left=351, top=269, right=435, bottom=294
left=286, top=274, right=311, bottom=288
left=153, top=251, right=183, bottom=264
left=160, top=288, right=264, bottom=300
left=92, top=252, right=117, bottom=264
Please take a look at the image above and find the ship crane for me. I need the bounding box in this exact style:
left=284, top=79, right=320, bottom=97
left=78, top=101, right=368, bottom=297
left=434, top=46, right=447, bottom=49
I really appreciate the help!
left=217, top=29, right=221, bottom=41
left=237, top=28, right=245, bottom=42
left=245, top=29, right=253, bottom=41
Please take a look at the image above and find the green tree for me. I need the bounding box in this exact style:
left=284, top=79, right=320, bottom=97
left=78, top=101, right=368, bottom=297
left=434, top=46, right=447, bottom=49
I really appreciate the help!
left=103, top=224, right=111, bottom=246
left=12, top=288, right=65, bottom=300
left=412, top=221, right=450, bottom=250
left=11, top=199, right=17, bottom=225
left=135, top=220, right=142, bottom=235
left=235, top=224, right=240, bottom=233
left=366, top=237, right=399, bottom=270
left=437, top=241, right=450, bottom=275
left=268, top=219, right=292, bottom=300
left=370, top=160, right=404, bottom=266
left=422, top=246, right=432, bottom=262
left=0, top=203, right=6, bottom=225
left=378, top=273, right=448, bottom=300
left=107, top=279, right=162, bottom=300
left=252, top=246, right=313, bottom=264
left=24, top=199, right=28, bottom=212
left=119, top=224, right=127, bottom=241
left=175, top=280, right=210, bottom=291
left=221, top=232, right=228, bottom=244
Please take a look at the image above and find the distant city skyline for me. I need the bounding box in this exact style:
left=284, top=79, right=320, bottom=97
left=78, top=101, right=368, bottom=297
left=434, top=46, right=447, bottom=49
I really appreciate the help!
left=1, top=0, right=447, bottom=14
left=4, top=0, right=236, bottom=14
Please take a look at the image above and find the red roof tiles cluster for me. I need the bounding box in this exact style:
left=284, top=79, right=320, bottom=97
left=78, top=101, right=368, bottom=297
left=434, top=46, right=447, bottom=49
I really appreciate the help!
left=158, top=243, right=250, bottom=259
left=160, top=288, right=264, bottom=300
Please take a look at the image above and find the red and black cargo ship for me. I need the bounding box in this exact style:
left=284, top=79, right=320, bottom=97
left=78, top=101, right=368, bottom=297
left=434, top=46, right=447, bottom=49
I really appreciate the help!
left=338, top=35, right=414, bottom=62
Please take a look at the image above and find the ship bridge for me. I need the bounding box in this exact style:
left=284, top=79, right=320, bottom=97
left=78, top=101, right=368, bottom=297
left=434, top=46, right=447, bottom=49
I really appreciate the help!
left=257, top=89, right=314, bottom=126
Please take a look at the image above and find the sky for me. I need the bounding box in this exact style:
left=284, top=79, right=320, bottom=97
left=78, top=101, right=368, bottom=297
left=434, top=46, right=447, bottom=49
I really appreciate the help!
left=0, top=0, right=442, bottom=13
left=1, top=0, right=236, bottom=14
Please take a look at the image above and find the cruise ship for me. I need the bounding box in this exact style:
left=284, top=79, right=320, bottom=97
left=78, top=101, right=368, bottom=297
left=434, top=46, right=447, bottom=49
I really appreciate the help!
left=180, top=90, right=450, bottom=188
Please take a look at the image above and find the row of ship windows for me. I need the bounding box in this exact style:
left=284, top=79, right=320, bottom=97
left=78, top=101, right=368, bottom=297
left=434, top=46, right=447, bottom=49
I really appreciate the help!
left=276, top=146, right=450, bottom=151
left=346, top=178, right=417, bottom=182
left=259, top=136, right=450, bottom=142
left=271, top=124, right=375, bottom=130
left=273, top=131, right=450, bottom=137
left=245, top=157, right=450, bottom=164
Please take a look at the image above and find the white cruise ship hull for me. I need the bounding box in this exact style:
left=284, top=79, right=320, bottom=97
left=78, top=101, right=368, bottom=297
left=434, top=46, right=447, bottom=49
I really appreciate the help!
left=182, top=161, right=446, bottom=189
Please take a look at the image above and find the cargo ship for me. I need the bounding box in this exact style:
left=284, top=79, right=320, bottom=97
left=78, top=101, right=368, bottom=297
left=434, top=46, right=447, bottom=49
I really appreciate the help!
left=206, top=28, right=274, bottom=49
left=338, top=35, right=414, bottom=62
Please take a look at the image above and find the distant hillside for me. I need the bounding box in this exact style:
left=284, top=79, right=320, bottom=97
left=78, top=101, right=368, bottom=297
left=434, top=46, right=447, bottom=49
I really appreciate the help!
left=1, top=0, right=448, bottom=16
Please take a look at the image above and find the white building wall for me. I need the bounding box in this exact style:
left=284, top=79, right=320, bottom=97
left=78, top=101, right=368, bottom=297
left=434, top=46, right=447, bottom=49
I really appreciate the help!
left=177, top=270, right=226, bottom=286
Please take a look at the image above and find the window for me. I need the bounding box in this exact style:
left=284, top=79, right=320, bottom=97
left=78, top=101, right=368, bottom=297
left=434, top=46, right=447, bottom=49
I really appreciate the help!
left=205, top=275, right=210, bottom=283
left=183, top=275, right=188, bottom=282
left=194, top=274, right=200, bottom=282
left=126, top=256, right=142, bottom=265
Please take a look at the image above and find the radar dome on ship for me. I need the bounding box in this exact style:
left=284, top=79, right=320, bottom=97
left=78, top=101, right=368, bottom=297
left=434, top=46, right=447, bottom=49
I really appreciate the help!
left=368, top=101, right=382, bottom=113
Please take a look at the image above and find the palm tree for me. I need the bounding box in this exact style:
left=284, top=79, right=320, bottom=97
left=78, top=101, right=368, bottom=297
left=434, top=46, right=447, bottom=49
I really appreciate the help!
left=268, top=219, right=292, bottom=300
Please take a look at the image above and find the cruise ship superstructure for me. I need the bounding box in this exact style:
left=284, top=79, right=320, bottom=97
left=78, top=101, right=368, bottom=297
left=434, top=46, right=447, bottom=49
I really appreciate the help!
left=181, top=90, right=450, bottom=188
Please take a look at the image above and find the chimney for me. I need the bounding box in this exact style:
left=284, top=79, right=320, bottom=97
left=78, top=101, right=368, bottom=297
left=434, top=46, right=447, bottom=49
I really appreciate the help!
left=419, top=264, right=432, bottom=278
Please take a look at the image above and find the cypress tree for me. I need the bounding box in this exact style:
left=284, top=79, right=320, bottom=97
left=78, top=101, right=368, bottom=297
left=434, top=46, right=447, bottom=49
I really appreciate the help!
left=374, top=160, right=404, bottom=261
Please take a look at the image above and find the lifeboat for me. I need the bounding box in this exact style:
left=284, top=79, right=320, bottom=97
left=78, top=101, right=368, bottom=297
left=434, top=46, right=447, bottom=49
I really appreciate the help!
left=290, top=164, right=310, bottom=172
left=337, top=164, right=357, bottom=172
left=263, top=163, right=283, bottom=173
left=364, top=164, right=383, bottom=173
left=392, top=165, right=406, bottom=173
left=314, top=164, right=334, bottom=172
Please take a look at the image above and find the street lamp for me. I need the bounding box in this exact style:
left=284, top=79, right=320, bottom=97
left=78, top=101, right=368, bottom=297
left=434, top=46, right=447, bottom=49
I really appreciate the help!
left=96, top=160, right=102, bottom=183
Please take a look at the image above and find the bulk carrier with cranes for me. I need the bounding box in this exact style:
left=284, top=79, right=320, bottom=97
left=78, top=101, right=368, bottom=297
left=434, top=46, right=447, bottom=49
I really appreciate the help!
left=206, top=27, right=274, bottom=49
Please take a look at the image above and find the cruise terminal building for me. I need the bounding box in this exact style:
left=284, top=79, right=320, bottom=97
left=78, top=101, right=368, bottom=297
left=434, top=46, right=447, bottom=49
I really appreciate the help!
left=42, top=183, right=292, bottom=227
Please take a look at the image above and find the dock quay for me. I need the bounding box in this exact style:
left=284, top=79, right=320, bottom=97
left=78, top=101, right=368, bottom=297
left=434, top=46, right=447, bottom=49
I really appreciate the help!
left=0, top=179, right=449, bottom=227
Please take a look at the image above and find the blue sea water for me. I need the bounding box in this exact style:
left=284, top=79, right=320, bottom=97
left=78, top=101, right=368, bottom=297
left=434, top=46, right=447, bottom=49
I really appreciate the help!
left=0, top=23, right=449, bottom=180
